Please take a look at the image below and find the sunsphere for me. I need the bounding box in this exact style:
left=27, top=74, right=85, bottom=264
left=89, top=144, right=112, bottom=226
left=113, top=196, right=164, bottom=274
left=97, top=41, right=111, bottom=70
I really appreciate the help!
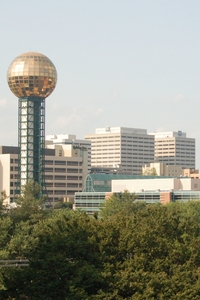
left=7, top=51, right=57, bottom=192
left=7, top=52, right=57, bottom=98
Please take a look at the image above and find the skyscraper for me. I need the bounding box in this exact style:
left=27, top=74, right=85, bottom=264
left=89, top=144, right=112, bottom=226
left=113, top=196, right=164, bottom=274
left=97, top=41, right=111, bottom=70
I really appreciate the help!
left=149, top=131, right=195, bottom=169
left=7, top=52, right=57, bottom=191
left=85, top=127, right=154, bottom=175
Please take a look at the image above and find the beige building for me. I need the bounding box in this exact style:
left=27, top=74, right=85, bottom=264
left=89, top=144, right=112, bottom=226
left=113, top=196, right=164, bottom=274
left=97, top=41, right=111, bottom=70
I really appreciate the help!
left=85, top=127, right=154, bottom=175
left=183, top=168, right=200, bottom=179
left=142, top=162, right=183, bottom=177
left=149, top=131, right=195, bottom=169
left=0, top=145, right=88, bottom=205
left=46, top=134, right=91, bottom=172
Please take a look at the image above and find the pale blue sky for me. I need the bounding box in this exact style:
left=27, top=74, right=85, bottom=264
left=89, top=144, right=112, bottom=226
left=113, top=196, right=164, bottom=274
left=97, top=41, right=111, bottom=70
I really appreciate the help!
left=1, top=1, right=200, bottom=167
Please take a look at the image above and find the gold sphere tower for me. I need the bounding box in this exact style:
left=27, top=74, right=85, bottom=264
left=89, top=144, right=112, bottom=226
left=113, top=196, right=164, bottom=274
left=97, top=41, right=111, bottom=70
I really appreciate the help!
left=7, top=52, right=57, bottom=192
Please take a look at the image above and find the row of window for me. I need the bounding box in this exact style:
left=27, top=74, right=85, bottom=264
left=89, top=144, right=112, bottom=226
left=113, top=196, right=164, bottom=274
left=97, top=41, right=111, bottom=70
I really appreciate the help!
left=10, top=159, right=82, bottom=166
left=45, top=190, right=79, bottom=195
left=45, top=160, right=81, bottom=166
left=45, top=183, right=80, bottom=188
left=75, top=203, right=100, bottom=207
left=45, top=175, right=82, bottom=180
left=10, top=159, right=19, bottom=164
left=10, top=174, right=82, bottom=180
left=44, top=168, right=81, bottom=173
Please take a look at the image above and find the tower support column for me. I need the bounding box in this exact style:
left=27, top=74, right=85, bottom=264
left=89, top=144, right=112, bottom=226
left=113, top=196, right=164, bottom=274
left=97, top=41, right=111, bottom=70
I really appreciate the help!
left=18, top=96, right=45, bottom=189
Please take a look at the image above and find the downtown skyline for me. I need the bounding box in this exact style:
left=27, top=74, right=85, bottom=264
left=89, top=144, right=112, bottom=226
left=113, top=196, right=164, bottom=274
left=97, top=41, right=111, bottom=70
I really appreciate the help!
left=0, top=1, right=200, bottom=167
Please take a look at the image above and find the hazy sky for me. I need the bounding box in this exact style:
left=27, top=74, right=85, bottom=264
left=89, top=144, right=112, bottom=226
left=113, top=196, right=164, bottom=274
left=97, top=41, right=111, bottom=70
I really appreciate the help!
left=1, top=1, right=200, bottom=167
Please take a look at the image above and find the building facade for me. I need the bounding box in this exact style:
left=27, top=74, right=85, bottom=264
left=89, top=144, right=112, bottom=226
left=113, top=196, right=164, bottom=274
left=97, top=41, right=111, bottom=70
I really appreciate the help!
left=85, top=127, right=154, bottom=175
left=149, top=131, right=195, bottom=169
left=46, top=134, right=91, bottom=172
left=74, top=173, right=200, bottom=214
left=0, top=145, right=88, bottom=205
left=142, top=162, right=183, bottom=177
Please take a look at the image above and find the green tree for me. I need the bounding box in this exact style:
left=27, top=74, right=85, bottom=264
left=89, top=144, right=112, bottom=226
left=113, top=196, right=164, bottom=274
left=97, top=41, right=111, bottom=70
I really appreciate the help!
left=100, top=190, right=141, bottom=219
left=53, top=200, right=73, bottom=210
left=142, top=167, right=158, bottom=176
left=9, top=180, right=48, bottom=224
left=0, top=210, right=103, bottom=300
left=0, top=190, right=9, bottom=214
left=2, top=188, right=200, bottom=299
left=96, top=201, right=200, bottom=299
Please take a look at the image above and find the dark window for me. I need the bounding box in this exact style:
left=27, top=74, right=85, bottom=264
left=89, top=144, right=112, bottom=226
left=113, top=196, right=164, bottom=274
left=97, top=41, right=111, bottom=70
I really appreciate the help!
left=55, top=168, right=66, bottom=173
left=67, top=161, right=78, bottom=166
left=55, top=161, right=66, bottom=165
left=55, top=175, right=66, bottom=180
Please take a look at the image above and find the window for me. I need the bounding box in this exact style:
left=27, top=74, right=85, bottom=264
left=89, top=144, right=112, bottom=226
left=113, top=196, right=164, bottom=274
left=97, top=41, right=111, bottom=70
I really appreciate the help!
left=45, top=168, right=53, bottom=172
left=54, top=190, right=66, bottom=195
left=67, top=169, right=78, bottom=173
left=45, top=160, right=53, bottom=165
left=47, top=190, right=53, bottom=194
left=67, top=183, right=78, bottom=188
left=67, top=176, right=78, bottom=180
left=67, top=161, right=78, bottom=166
left=55, top=168, right=66, bottom=173
left=46, top=182, right=53, bottom=187
left=55, top=175, right=66, bottom=180
left=45, top=175, right=53, bottom=180
left=55, top=161, right=66, bottom=165
left=55, top=183, right=66, bottom=187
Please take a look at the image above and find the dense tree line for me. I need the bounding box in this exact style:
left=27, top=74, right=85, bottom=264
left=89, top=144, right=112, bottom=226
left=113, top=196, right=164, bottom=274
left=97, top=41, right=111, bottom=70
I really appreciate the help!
left=1, top=184, right=200, bottom=299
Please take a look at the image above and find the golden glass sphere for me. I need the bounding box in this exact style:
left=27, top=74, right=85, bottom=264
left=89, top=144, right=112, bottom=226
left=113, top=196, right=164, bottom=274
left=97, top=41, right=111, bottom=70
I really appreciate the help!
left=7, top=52, right=57, bottom=98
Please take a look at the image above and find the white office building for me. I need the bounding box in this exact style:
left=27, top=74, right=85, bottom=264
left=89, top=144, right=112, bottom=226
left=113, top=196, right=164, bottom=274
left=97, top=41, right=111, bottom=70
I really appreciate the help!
left=112, top=177, right=200, bottom=193
left=149, top=131, right=195, bottom=169
left=85, top=127, right=154, bottom=175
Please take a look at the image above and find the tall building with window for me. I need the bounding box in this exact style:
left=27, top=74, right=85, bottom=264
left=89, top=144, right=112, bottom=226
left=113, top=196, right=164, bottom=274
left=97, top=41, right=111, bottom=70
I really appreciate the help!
left=0, top=145, right=88, bottom=205
left=85, top=127, right=154, bottom=175
left=149, top=131, right=195, bottom=169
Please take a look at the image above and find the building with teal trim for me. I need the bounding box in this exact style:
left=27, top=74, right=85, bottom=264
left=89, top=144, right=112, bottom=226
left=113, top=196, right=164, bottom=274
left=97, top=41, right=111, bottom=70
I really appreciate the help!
left=74, top=173, right=200, bottom=214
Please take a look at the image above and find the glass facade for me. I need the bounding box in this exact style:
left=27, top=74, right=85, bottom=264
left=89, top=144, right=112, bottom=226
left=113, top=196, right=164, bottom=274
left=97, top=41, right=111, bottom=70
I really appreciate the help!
left=83, top=173, right=165, bottom=193
left=7, top=52, right=57, bottom=98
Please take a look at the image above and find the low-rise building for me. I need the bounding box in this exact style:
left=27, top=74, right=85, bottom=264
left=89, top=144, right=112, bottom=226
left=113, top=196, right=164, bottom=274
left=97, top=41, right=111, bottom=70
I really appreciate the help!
left=75, top=173, right=200, bottom=214
left=142, top=162, right=183, bottom=177
left=182, top=169, right=200, bottom=178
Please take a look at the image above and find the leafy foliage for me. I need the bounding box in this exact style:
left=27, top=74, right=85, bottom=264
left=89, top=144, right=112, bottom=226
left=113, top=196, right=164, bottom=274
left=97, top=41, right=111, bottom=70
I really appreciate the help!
left=142, top=167, right=158, bottom=176
left=53, top=200, right=73, bottom=210
left=100, top=190, right=140, bottom=219
left=1, top=188, right=200, bottom=299
left=9, top=180, right=49, bottom=224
